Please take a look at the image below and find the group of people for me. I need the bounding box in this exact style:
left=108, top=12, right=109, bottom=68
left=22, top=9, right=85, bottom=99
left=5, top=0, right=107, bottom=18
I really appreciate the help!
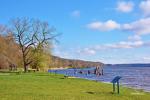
left=9, top=63, right=17, bottom=71
left=78, top=66, right=103, bottom=76
left=94, top=66, right=103, bottom=76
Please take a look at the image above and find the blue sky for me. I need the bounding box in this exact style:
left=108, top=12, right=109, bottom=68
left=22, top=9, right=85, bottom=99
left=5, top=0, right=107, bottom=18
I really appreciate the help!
left=1, top=0, right=150, bottom=64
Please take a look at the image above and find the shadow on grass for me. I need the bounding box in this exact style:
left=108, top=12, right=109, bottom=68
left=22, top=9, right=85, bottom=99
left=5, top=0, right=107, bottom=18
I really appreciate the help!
left=86, top=91, right=95, bottom=94
left=35, top=74, right=51, bottom=76
left=85, top=91, right=117, bottom=95
left=60, top=78, right=65, bottom=79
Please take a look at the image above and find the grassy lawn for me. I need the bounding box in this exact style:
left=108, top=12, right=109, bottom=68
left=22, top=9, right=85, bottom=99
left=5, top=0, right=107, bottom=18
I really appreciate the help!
left=0, top=72, right=150, bottom=100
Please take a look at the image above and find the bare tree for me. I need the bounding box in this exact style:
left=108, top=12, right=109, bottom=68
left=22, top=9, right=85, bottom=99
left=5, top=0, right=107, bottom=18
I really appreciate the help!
left=11, top=18, right=58, bottom=72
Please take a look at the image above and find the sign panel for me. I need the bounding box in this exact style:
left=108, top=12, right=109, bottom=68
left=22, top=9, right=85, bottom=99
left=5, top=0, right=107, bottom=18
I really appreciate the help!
left=111, top=76, right=122, bottom=83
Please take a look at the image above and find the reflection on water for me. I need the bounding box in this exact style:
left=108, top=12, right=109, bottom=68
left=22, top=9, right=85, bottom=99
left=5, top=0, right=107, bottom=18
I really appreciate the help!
left=48, top=66, right=150, bottom=92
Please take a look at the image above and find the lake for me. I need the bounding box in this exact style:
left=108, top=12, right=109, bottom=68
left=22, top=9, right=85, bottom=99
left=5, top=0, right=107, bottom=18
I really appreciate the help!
left=48, top=66, right=150, bottom=92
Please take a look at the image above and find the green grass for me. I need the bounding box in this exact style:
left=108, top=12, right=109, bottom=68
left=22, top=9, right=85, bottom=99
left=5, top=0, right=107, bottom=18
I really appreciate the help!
left=0, top=72, right=150, bottom=100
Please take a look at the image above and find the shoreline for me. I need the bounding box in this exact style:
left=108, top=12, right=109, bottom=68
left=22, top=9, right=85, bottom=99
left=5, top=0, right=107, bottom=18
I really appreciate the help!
left=49, top=67, right=69, bottom=70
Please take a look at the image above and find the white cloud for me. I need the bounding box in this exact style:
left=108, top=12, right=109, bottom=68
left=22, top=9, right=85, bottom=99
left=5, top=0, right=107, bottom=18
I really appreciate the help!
left=139, top=0, right=150, bottom=16
left=122, top=17, right=150, bottom=35
left=143, top=56, right=150, bottom=61
left=128, top=35, right=141, bottom=41
left=77, top=48, right=96, bottom=55
left=116, top=1, right=134, bottom=13
left=71, top=10, right=80, bottom=18
left=87, top=20, right=120, bottom=31
left=77, top=40, right=150, bottom=55
left=105, top=40, right=144, bottom=49
left=87, top=18, right=150, bottom=35
left=104, top=43, right=132, bottom=49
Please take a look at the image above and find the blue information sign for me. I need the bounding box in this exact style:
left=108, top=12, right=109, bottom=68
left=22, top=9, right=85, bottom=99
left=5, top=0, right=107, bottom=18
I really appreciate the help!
left=111, top=76, right=122, bottom=94
left=111, top=76, right=122, bottom=83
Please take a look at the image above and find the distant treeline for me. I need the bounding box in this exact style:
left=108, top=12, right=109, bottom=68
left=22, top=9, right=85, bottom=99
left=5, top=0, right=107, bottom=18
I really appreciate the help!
left=51, top=56, right=104, bottom=68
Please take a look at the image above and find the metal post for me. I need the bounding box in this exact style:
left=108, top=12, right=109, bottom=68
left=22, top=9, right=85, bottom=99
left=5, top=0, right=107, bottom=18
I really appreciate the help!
left=117, top=81, right=119, bottom=94
left=55, top=70, right=57, bottom=75
left=113, top=83, right=115, bottom=93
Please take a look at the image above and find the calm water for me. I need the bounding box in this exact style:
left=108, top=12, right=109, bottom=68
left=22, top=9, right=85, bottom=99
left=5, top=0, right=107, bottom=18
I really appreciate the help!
left=48, top=66, right=150, bottom=92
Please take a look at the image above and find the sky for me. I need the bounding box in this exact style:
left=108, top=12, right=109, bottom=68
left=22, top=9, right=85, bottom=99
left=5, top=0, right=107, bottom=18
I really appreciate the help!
left=0, top=0, right=150, bottom=64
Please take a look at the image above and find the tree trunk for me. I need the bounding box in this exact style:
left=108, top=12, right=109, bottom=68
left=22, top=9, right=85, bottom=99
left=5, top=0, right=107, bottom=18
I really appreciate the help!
left=22, top=50, right=28, bottom=72
left=23, top=59, right=28, bottom=72
left=24, top=64, right=27, bottom=72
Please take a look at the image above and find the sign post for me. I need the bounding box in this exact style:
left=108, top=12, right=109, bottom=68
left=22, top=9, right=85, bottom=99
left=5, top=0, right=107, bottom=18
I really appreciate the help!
left=111, top=76, right=122, bottom=94
left=113, top=83, right=115, bottom=92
